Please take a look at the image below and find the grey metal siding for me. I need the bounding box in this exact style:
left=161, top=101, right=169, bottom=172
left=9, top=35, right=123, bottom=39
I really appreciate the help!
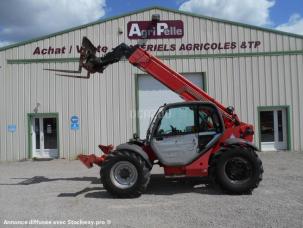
left=0, top=8, right=302, bottom=161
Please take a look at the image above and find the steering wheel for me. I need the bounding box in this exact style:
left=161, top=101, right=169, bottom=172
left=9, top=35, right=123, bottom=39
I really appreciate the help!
left=170, top=125, right=178, bottom=134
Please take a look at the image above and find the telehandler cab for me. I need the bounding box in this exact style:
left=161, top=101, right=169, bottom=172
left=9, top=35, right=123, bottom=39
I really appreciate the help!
left=46, top=37, right=263, bottom=198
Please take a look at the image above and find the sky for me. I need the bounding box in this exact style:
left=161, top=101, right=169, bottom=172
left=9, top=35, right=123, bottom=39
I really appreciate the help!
left=0, top=0, right=302, bottom=47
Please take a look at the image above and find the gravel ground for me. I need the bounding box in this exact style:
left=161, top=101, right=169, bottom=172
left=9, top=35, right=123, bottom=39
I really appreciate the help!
left=0, top=151, right=303, bottom=228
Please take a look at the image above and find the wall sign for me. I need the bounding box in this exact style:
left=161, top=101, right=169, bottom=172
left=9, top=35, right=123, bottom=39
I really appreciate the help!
left=33, top=45, right=108, bottom=55
left=127, top=20, right=184, bottom=39
left=32, top=41, right=262, bottom=56
left=70, top=115, right=79, bottom=131
left=7, top=124, right=16, bottom=133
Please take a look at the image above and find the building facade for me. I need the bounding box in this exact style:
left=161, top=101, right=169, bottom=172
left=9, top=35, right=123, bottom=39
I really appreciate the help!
left=0, top=7, right=302, bottom=161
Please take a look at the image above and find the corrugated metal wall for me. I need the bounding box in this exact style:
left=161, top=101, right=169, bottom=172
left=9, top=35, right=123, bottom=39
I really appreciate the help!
left=0, top=8, right=302, bottom=160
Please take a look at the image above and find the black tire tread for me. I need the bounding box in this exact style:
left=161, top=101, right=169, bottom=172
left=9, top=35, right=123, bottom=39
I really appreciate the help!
left=100, top=150, right=151, bottom=198
left=209, top=146, right=263, bottom=194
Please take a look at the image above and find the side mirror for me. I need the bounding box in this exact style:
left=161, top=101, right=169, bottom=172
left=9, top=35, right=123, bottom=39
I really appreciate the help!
left=133, top=133, right=139, bottom=139
left=226, top=106, right=235, bottom=115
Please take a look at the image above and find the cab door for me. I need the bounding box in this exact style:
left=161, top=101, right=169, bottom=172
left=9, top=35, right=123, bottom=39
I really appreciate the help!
left=196, top=104, right=223, bottom=151
left=150, top=105, right=198, bottom=166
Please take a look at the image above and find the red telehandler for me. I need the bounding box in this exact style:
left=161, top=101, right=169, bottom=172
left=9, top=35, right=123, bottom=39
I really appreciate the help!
left=47, top=37, right=263, bottom=198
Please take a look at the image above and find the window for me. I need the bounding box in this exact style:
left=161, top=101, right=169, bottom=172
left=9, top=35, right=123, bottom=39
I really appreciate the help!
left=260, top=111, right=274, bottom=142
left=197, top=106, right=221, bottom=132
left=157, top=106, right=195, bottom=136
left=259, top=108, right=288, bottom=151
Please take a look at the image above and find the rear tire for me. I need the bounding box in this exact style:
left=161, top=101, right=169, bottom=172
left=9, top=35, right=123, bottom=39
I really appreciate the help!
left=211, top=146, right=263, bottom=194
left=100, top=150, right=151, bottom=198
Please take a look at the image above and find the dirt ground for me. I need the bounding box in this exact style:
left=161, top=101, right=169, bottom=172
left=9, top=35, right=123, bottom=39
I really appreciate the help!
left=0, top=151, right=303, bottom=228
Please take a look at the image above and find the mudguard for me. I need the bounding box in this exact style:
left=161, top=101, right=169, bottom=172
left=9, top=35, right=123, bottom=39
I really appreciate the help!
left=116, top=143, right=153, bottom=168
left=222, top=138, right=259, bottom=151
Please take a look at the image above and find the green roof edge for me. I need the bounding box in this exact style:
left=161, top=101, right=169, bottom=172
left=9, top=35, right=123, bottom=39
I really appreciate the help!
left=1, top=6, right=302, bottom=52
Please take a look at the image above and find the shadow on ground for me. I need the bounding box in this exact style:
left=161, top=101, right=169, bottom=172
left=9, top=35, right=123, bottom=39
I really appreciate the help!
left=0, top=174, right=224, bottom=197
left=0, top=176, right=100, bottom=185
left=83, top=174, right=223, bottom=198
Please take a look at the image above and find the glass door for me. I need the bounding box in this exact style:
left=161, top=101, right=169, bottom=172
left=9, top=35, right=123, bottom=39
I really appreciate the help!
left=260, top=108, right=287, bottom=151
left=32, top=117, right=58, bottom=158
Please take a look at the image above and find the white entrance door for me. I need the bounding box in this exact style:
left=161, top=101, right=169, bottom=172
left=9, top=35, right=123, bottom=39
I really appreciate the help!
left=260, top=109, right=288, bottom=151
left=138, top=73, right=204, bottom=138
left=32, top=117, right=58, bottom=158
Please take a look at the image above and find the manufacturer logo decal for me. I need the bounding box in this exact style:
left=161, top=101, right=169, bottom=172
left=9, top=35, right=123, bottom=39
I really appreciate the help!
left=127, top=20, right=184, bottom=39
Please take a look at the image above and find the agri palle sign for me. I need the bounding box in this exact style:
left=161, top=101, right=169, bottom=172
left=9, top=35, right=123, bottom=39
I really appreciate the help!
left=31, top=18, right=262, bottom=56
left=127, top=20, right=184, bottom=39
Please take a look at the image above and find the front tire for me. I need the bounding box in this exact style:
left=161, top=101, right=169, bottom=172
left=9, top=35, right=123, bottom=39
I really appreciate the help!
left=101, top=150, right=151, bottom=198
left=211, top=146, right=263, bottom=194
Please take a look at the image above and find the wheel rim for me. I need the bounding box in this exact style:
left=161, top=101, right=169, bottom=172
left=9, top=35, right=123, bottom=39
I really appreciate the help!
left=109, top=161, right=138, bottom=189
left=224, top=157, right=253, bottom=184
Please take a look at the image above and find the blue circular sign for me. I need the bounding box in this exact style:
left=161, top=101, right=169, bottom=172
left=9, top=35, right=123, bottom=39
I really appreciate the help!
left=71, top=115, right=79, bottom=123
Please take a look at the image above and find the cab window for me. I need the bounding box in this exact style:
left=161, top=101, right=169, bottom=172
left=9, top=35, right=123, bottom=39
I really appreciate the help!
left=156, top=106, right=195, bottom=136
left=197, top=106, right=222, bottom=133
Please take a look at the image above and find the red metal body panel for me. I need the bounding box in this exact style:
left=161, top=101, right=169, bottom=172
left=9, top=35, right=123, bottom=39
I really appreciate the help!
left=78, top=154, right=106, bottom=168
left=78, top=144, right=113, bottom=168
left=142, top=144, right=157, bottom=161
